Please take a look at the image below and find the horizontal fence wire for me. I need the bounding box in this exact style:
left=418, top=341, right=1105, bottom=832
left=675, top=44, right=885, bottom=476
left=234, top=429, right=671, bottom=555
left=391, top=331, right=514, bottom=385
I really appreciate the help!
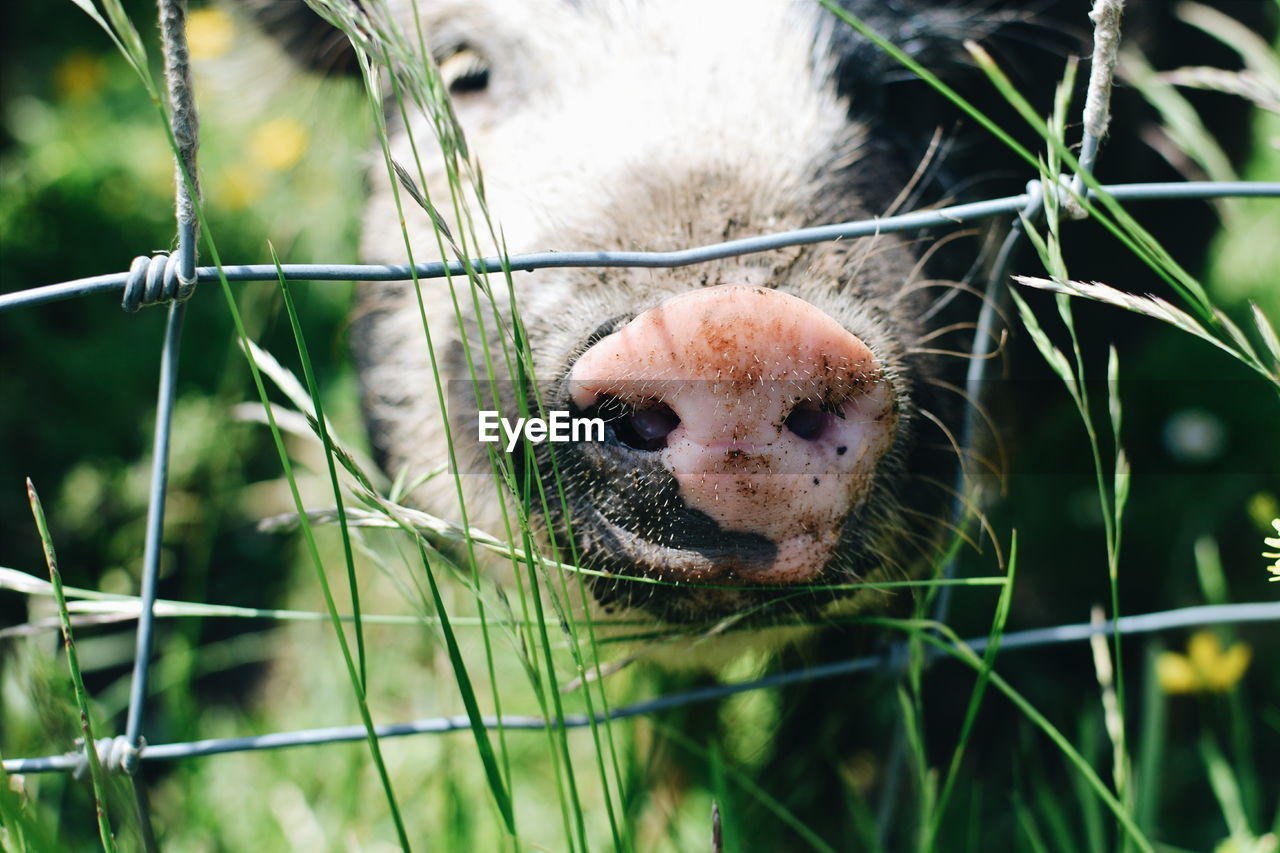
left=3, top=181, right=1279, bottom=314
left=6, top=600, right=1278, bottom=775
left=4, top=175, right=1279, bottom=781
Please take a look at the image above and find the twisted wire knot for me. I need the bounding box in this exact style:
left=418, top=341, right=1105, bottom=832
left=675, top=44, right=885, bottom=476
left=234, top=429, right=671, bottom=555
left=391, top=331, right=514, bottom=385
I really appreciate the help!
left=72, top=735, right=144, bottom=778
left=1028, top=176, right=1089, bottom=222
left=122, top=252, right=198, bottom=313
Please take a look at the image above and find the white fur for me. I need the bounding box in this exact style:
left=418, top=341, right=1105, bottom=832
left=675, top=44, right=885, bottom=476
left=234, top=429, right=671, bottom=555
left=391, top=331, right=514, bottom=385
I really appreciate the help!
left=352, top=0, right=927, bottom=630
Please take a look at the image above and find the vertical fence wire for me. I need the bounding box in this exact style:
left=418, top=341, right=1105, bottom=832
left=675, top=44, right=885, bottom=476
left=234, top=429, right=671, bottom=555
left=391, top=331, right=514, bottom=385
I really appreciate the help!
left=888, top=1, right=1129, bottom=833
left=112, top=1, right=202, bottom=849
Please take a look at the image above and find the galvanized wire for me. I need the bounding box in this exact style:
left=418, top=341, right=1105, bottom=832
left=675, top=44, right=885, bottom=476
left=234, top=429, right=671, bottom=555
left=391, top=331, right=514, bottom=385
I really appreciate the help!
left=1073, top=0, right=1125, bottom=202
left=6, top=600, right=1277, bottom=776
left=932, top=179, right=1046, bottom=627
left=112, top=2, right=203, bottom=849
left=3, top=181, right=1278, bottom=314
left=4, top=176, right=1278, bottom=780
left=2, top=0, right=1277, bottom=793
left=4, top=168, right=1277, bottom=787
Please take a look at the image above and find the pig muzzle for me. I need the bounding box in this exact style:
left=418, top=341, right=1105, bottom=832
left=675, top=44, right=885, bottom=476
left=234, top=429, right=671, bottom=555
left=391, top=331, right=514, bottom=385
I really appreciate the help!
left=568, top=285, right=897, bottom=587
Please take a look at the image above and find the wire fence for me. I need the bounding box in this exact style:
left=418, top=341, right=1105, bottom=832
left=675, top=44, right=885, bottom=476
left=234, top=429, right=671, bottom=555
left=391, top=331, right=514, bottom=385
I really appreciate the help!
left=4, top=179, right=1278, bottom=316
left=5, top=600, right=1279, bottom=777
left=3, top=0, right=1279, bottom=849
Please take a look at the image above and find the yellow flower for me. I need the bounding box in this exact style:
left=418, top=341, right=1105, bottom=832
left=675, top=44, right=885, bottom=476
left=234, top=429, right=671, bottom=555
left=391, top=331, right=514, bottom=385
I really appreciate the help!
left=1265, top=518, right=1280, bottom=582
left=54, top=51, right=106, bottom=101
left=216, top=163, right=263, bottom=212
left=249, top=118, right=309, bottom=172
left=187, top=8, right=235, bottom=61
left=1157, top=630, right=1251, bottom=694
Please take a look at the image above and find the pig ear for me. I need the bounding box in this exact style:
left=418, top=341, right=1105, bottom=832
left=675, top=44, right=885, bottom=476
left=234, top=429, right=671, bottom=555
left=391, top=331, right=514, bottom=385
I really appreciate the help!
left=822, top=0, right=1076, bottom=200
left=826, top=3, right=1000, bottom=104
left=819, top=0, right=1080, bottom=108
left=239, top=0, right=362, bottom=77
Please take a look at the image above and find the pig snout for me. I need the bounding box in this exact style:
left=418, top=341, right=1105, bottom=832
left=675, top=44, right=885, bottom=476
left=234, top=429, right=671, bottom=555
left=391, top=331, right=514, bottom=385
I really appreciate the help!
left=566, top=285, right=897, bottom=586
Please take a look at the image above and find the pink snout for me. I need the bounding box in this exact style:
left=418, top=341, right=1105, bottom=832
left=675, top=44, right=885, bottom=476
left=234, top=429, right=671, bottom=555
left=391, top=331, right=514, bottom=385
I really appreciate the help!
left=568, top=285, right=897, bottom=584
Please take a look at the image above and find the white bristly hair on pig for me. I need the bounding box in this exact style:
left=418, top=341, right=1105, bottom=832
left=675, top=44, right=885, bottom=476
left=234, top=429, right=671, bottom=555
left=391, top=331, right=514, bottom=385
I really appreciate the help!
left=241, top=0, right=1052, bottom=632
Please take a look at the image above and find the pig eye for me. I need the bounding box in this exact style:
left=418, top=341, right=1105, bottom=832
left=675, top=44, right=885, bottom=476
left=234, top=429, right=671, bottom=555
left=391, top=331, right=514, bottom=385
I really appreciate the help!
left=439, top=47, right=490, bottom=95
left=595, top=397, right=679, bottom=452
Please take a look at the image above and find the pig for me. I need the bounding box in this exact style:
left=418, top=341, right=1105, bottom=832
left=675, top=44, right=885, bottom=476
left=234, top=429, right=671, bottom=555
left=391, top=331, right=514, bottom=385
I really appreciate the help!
left=249, top=0, right=1031, bottom=625
left=235, top=3, right=1273, bottom=845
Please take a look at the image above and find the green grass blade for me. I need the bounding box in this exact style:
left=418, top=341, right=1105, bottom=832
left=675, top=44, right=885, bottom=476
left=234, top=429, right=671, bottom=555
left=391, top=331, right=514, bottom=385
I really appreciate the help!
left=861, top=617, right=1158, bottom=853
left=1012, top=785, right=1052, bottom=853
left=172, top=152, right=413, bottom=850
left=1120, top=50, right=1239, bottom=186
left=412, top=538, right=515, bottom=833
left=230, top=296, right=413, bottom=851
left=340, top=27, right=529, bottom=839
left=26, top=480, right=117, bottom=853
left=1176, top=2, right=1280, bottom=83
left=1134, top=645, right=1168, bottom=835
left=67, top=0, right=153, bottom=93
left=966, top=41, right=1218, bottom=316
left=370, top=4, right=630, bottom=841
left=658, top=725, right=840, bottom=853
left=380, top=44, right=532, bottom=838
left=1200, top=734, right=1256, bottom=845
left=269, top=246, right=368, bottom=689
left=1073, top=714, right=1108, bottom=853
left=1028, top=748, right=1082, bottom=852
left=927, top=532, right=1018, bottom=846
left=817, top=0, right=1039, bottom=172
left=0, top=758, right=59, bottom=853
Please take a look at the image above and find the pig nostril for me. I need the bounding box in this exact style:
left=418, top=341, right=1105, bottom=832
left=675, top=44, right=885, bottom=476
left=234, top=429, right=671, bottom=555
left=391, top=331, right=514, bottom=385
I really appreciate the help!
left=784, top=404, right=827, bottom=441
left=596, top=398, right=679, bottom=451
left=618, top=403, right=680, bottom=451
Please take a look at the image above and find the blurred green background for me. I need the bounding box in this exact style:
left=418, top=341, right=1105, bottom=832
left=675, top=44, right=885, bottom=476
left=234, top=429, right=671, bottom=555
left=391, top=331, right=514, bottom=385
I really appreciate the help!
left=0, top=2, right=376, bottom=846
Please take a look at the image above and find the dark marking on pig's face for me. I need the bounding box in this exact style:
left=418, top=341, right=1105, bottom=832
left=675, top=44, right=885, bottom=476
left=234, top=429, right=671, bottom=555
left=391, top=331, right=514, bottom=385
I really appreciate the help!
left=346, top=0, right=964, bottom=623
